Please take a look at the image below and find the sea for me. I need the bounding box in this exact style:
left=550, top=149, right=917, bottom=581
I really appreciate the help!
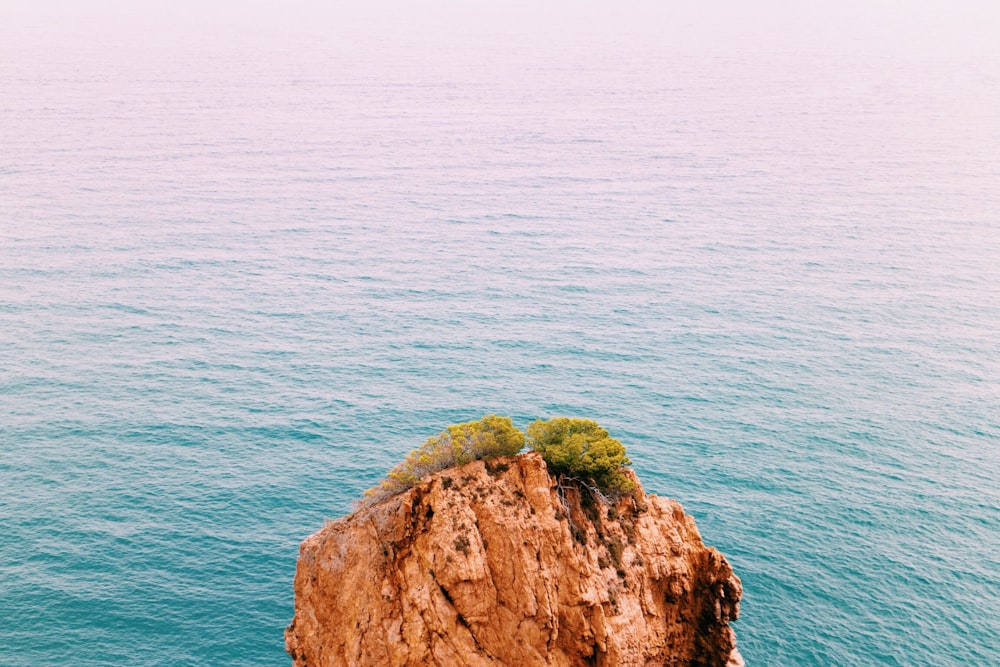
left=1, top=2, right=998, bottom=665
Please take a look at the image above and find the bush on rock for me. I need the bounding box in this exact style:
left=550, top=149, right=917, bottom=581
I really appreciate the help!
left=359, top=415, right=524, bottom=507
left=527, top=417, right=634, bottom=493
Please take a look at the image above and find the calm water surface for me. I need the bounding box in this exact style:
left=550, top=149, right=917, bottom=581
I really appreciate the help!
left=2, top=4, right=998, bottom=665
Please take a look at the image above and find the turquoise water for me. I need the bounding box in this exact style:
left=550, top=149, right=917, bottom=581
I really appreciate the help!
left=2, top=4, right=999, bottom=665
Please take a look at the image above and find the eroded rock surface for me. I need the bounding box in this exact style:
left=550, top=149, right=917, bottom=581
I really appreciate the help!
left=286, top=452, right=742, bottom=666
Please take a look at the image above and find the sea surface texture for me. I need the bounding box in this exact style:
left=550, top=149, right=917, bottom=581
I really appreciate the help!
left=1, top=3, right=998, bottom=665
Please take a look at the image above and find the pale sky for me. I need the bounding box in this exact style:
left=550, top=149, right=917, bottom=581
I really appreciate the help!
left=3, top=0, right=1000, bottom=59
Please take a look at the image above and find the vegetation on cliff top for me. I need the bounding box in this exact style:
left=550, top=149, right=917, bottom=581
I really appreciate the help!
left=359, top=415, right=524, bottom=507
left=358, top=414, right=633, bottom=508
left=527, top=417, right=634, bottom=493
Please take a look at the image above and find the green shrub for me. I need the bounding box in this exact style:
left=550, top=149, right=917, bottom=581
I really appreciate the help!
left=527, top=417, right=633, bottom=493
left=359, top=415, right=524, bottom=507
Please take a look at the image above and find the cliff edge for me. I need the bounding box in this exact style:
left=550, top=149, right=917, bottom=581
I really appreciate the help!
left=286, top=452, right=742, bottom=666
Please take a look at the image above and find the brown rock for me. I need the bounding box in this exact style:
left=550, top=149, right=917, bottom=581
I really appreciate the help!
left=286, top=452, right=743, bottom=666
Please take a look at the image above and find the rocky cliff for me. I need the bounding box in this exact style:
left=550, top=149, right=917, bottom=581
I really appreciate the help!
left=286, top=452, right=742, bottom=666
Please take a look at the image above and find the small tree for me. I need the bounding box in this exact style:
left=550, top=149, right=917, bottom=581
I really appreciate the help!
left=527, top=417, right=633, bottom=493
left=359, top=415, right=525, bottom=507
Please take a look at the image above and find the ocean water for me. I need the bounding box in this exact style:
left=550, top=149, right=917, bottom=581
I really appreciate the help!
left=2, top=3, right=999, bottom=665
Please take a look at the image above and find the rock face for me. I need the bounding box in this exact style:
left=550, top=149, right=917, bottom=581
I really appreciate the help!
left=286, top=452, right=742, bottom=666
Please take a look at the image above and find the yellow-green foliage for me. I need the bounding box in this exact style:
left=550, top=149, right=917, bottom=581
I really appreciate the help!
left=359, top=415, right=524, bottom=507
left=527, top=417, right=634, bottom=493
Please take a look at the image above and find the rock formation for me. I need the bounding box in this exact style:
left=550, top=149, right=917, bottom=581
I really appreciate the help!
left=286, top=452, right=742, bottom=666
